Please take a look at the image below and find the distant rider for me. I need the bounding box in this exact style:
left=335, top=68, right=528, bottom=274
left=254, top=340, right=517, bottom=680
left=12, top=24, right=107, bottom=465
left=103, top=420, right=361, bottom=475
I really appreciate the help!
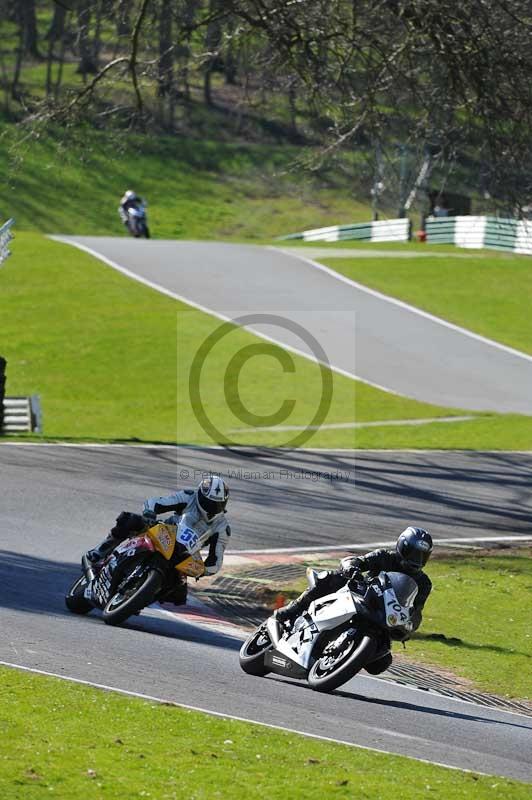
left=118, top=189, right=146, bottom=231
left=86, top=475, right=231, bottom=605
left=275, top=527, right=433, bottom=675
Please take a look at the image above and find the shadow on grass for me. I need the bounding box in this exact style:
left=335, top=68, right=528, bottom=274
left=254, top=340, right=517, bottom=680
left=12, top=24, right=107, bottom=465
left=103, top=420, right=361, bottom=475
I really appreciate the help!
left=414, top=631, right=531, bottom=660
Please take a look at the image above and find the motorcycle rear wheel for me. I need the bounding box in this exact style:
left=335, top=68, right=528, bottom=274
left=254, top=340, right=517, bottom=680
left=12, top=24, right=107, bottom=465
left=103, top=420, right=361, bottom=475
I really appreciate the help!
left=239, top=626, right=273, bottom=676
left=102, top=567, right=162, bottom=626
left=308, top=634, right=377, bottom=693
left=65, top=575, right=93, bottom=614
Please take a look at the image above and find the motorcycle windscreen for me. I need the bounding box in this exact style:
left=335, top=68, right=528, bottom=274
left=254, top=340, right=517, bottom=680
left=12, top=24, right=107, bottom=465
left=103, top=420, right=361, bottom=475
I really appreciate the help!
left=386, top=572, right=418, bottom=607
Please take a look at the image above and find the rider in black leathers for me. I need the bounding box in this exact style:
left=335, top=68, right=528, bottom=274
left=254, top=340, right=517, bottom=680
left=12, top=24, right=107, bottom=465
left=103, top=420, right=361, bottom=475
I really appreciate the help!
left=275, top=527, right=433, bottom=675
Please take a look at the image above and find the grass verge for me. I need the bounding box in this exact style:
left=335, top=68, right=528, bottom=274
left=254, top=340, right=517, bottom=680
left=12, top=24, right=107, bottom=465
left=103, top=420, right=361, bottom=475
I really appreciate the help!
left=0, top=232, right=480, bottom=447
left=281, top=552, right=532, bottom=700
left=0, top=124, right=374, bottom=240
left=317, top=249, right=532, bottom=356
left=2, top=233, right=531, bottom=448
left=0, top=666, right=528, bottom=799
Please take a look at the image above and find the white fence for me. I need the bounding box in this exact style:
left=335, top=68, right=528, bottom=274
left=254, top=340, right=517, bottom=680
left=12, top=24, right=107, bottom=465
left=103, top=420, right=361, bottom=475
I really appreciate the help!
left=0, top=218, right=15, bottom=265
left=2, top=396, right=42, bottom=433
left=280, top=218, right=411, bottom=243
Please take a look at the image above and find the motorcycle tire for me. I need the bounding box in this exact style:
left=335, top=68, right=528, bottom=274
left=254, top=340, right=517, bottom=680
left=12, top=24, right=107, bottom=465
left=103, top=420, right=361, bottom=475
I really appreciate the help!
left=239, top=626, right=273, bottom=676
left=65, top=575, right=93, bottom=615
left=102, top=567, right=162, bottom=626
left=307, top=634, right=377, bottom=693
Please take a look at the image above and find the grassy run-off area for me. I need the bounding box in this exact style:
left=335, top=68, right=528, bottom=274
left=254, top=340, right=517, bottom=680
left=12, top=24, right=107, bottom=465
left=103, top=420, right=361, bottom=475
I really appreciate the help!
left=315, top=244, right=532, bottom=356
left=0, top=124, right=373, bottom=240
left=284, top=553, right=532, bottom=700
left=0, top=667, right=529, bottom=800
left=1, top=232, right=532, bottom=448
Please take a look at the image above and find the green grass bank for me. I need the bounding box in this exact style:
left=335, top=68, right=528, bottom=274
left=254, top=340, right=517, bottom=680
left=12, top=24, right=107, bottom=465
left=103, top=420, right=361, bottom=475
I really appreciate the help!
left=2, top=232, right=532, bottom=448
left=0, top=125, right=372, bottom=240
left=0, top=667, right=528, bottom=800
left=318, top=249, right=532, bottom=356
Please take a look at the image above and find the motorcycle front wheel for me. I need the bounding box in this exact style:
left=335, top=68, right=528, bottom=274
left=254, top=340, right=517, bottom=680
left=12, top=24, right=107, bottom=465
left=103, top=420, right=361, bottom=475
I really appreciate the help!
left=102, top=567, right=162, bottom=626
left=65, top=575, right=93, bottom=614
left=307, top=633, right=377, bottom=693
left=239, top=625, right=273, bottom=676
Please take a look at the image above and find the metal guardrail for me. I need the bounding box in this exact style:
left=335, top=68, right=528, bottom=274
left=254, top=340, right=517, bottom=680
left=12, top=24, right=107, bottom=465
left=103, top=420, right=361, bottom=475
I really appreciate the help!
left=2, top=396, right=42, bottom=433
left=425, top=215, right=532, bottom=254
left=280, top=218, right=411, bottom=243
left=0, top=218, right=15, bottom=265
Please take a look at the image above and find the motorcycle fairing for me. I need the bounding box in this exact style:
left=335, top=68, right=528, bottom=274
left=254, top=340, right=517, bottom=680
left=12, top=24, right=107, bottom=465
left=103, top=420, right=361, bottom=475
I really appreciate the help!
left=275, top=586, right=359, bottom=671
left=87, top=534, right=155, bottom=607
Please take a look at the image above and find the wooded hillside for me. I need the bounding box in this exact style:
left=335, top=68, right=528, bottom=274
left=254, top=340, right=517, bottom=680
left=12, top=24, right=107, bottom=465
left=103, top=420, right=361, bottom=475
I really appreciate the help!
left=1, top=1, right=532, bottom=212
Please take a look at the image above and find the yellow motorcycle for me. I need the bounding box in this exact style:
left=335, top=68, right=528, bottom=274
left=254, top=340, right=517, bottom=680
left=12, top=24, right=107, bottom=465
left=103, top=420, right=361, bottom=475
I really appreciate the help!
left=65, top=522, right=204, bottom=626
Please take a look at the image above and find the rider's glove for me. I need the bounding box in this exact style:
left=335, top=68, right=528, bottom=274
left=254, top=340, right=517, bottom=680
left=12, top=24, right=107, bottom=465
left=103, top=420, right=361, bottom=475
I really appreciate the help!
left=143, top=511, right=157, bottom=527
left=340, top=556, right=362, bottom=580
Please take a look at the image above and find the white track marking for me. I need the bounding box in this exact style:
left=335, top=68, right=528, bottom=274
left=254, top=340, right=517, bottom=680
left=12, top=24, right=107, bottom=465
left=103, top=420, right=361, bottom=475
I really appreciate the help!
left=0, top=659, right=512, bottom=775
left=227, top=535, right=532, bottom=555
left=2, top=443, right=532, bottom=456
left=272, top=247, right=532, bottom=365
left=230, top=415, right=476, bottom=432
left=49, top=236, right=396, bottom=396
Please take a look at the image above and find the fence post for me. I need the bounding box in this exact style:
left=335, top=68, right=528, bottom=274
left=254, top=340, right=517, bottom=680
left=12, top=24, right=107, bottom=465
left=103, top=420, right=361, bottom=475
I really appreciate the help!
left=0, top=357, right=5, bottom=432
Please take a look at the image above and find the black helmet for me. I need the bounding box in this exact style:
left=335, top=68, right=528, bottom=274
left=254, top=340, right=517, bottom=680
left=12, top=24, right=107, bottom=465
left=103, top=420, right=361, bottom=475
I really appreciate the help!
left=197, top=475, right=229, bottom=519
left=396, top=527, right=433, bottom=570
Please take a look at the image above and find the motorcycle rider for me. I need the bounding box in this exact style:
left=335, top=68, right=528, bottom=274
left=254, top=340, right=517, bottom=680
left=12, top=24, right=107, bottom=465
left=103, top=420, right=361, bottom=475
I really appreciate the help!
left=118, top=189, right=147, bottom=233
left=275, top=526, right=433, bottom=675
left=85, top=475, right=231, bottom=605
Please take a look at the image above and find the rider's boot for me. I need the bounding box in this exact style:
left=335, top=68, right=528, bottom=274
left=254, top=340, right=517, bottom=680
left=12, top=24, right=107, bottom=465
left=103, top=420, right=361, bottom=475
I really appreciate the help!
left=85, top=533, right=119, bottom=565
left=274, top=586, right=317, bottom=625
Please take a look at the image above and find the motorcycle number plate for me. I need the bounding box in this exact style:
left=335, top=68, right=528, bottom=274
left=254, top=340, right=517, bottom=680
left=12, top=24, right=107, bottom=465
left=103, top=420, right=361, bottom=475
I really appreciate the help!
left=177, top=526, right=199, bottom=552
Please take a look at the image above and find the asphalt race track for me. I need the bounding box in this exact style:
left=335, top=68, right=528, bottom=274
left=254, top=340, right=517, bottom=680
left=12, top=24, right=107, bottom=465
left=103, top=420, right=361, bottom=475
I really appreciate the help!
left=54, top=236, right=532, bottom=414
left=1, top=444, right=531, bottom=781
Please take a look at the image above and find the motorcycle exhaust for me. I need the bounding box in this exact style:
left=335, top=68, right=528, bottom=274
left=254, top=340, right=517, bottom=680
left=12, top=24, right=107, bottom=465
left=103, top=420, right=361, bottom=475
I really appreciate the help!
left=81, top=554, right=96, bottom=584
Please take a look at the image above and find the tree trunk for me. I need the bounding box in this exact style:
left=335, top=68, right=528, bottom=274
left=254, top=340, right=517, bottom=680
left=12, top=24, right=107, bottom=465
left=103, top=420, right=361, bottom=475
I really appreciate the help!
left=116, top=0, right=131, bottom=37
left=20, top=0, right=40, bottom=59
left=45, top=4, right=66, bottom=42
left=45, top=4, right=67, bottom=96
left=203, top=0, right=222, bottom=106
left=76, top=0, right=98, bottom=78
left=157, top=0, right=173, bottom=98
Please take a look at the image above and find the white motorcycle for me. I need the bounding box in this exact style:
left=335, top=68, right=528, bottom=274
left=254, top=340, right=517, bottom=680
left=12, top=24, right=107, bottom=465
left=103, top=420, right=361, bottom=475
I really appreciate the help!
left=125, top=202, right=150, bottom=238
left=239, top=569, right=417, bottom=692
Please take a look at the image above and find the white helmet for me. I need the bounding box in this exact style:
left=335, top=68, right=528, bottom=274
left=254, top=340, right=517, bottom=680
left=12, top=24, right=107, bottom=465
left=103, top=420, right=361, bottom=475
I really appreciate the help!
left=197, top=475, right=229, bottom=519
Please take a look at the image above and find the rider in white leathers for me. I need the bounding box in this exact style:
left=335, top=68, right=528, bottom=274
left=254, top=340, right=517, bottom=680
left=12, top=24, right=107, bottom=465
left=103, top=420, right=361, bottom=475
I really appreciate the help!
left=142, top=479, right=231, bottom=576
left=86, top=476, right=231, bottom=601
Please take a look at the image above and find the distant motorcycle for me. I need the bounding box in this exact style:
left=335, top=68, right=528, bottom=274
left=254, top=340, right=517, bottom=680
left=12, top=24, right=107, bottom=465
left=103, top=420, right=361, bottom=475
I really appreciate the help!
left=65, top=520, right=204, bottom=626
left=125, top=202, right=150, bottom=238
left=239, top=568, right=417, bottom=692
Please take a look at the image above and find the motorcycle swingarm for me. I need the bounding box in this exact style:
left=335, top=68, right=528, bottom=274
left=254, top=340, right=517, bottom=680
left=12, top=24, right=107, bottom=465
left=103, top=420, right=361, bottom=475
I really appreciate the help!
left=264, top=648, right=308, bottom=680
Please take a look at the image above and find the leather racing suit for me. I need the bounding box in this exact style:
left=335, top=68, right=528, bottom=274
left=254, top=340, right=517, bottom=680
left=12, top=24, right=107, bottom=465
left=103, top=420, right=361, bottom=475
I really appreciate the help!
left=90, top=488, right=232, bottom=606
left=142, top=489, right=232, bottom=577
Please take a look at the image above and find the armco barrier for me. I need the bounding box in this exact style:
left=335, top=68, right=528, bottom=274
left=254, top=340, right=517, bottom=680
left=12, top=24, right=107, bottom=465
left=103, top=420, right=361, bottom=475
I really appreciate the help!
left=425, top=216, right=532, bottom=254
left=2, top=396, right=42, bottom=433
left=0, top=357, right=5, bottom=430
left=0, top=218, right=14, bottom=265
left=280, top=218, right=411, bottom=243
